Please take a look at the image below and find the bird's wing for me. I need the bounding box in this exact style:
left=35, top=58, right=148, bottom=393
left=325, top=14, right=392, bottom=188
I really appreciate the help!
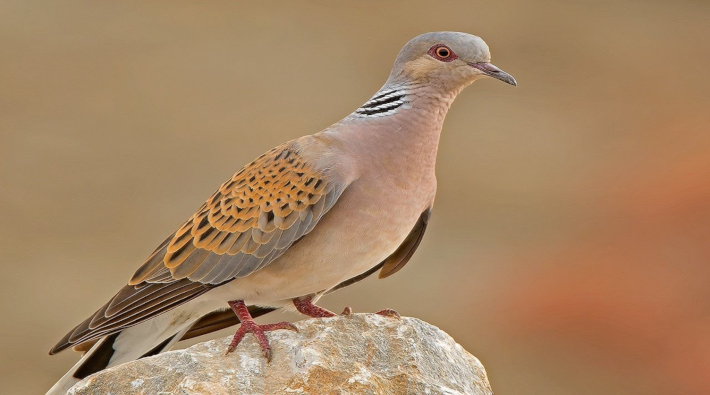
left=163, top=207, right=433, bottom=345
left=378, top=208, right=431, bottom=279
left=130, top=142, right=344, bottom=286
left=51, top=142, right=347, bottom=354
left=50, top=279, right=211, bottom=354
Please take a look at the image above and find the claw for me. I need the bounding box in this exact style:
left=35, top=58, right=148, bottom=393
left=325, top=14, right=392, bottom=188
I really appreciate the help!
left=225, top=300, right=297, bottom=361
left=292, top=297, right=400, bottom=322
left=375, top=308, right=401, bottom=319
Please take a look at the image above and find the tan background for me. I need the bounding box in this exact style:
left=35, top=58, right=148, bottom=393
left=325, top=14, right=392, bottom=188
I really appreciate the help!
left=2, top=1, right=710, bottom=394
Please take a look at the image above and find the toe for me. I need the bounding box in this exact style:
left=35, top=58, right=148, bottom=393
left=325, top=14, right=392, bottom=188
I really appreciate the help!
left=375, top=308, right=401, bottom=319
left=263, top=348, right=272, bottom=362
left=225, top=319, right=298, bottom=359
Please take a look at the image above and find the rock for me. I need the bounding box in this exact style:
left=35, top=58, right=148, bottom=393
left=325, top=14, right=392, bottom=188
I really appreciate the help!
left=69, top=314, right=492, bottom=395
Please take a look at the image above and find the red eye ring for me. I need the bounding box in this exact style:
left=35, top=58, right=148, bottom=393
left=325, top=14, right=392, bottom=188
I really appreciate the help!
left=428, top=44, right=458, bottom=62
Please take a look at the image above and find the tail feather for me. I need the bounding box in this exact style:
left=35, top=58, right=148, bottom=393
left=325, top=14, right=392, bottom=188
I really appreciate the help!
left=49, top=279, right=211, bottom=355
left=47, top=304, right=279, bottom=395
left=46, top=306, right=201, bottom=395
left=72, top=333, right=121, bottom=381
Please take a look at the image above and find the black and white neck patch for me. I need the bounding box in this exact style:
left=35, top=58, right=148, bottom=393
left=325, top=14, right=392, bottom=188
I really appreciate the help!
left=355, top=89, right=408, bottom=117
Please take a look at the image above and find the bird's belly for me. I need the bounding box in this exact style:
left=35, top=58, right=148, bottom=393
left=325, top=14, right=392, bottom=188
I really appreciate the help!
left=206, top=183, right=431, bottom=306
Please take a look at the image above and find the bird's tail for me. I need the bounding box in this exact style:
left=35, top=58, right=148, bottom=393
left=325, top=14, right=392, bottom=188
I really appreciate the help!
left=46, top=310, right=196, bottom=395
left=46, top=304, right=277, bottom=395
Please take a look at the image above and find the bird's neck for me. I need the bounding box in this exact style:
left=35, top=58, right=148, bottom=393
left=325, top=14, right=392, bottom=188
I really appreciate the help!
left=353, top=82, right=460, bottom=123
left=345, top=81, right=461, bottom=153
left=325, top=82, right=463, bottom=182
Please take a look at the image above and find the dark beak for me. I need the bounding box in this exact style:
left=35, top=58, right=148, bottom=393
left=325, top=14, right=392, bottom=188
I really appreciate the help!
left=470, top=62, right=517, bottom=86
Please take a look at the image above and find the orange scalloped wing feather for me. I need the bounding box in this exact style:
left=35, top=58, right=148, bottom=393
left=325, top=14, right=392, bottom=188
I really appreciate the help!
left=129, top=144, right=342, bottom=286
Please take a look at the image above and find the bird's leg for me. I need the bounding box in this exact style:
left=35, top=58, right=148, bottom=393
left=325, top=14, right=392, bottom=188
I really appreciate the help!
left=375, top=308, right=401, bottom=318
left=293, top=296, right=340, bottom=317
left=293, top=296, right=399, bottom=318
left=225, top=300, right=298, bottom=361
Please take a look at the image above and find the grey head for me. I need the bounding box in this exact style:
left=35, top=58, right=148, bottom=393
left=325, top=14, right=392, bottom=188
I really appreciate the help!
left=386, top=31, right=516, bottom=91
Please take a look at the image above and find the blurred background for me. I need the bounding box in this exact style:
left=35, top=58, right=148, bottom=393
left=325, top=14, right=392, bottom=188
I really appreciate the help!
left=2, top=1, right=709, bottom=394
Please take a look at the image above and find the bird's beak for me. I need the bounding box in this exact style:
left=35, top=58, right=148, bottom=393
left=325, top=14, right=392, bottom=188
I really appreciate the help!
left=469, top=62, right=517, bottom=86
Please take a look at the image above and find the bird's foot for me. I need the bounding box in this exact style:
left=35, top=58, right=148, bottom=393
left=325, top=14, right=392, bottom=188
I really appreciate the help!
left=293, top=296, right=337, bottom=318
left=341, top=307, right=400, bottom=318
left=225, top=320, right=298, bottom=360
left=225, top=300, right=297, bottom=361
left=293, top=297, right=399, bottom=320
left=375, top=308, right=401, bottom=319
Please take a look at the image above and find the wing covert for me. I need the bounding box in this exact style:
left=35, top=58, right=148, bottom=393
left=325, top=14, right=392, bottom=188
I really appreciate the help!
left=130, top=143, right=345, bottom=286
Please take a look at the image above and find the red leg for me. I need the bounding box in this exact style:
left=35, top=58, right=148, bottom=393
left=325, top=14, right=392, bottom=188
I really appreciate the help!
left=293, top=297, right=399, bottom=319
left=375, top=308, right=401, bottom=318
left=293, top=297, right=338, bottom=318
left=226, top=300, right=298, bottom=361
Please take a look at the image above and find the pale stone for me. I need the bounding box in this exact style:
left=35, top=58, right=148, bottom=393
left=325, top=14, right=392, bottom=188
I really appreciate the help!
left=70, top=314, right=492, bottom=395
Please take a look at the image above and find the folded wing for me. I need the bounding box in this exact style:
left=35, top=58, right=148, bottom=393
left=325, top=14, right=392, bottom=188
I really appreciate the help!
left=51, top=142, right=347, bottom=354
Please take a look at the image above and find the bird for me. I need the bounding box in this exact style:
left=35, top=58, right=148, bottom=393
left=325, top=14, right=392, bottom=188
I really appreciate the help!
left=46, top=31, right=516, bottom=394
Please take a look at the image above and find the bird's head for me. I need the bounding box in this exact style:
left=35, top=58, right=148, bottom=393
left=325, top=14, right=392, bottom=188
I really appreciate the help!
left=387, top=31, right=516, bottom=91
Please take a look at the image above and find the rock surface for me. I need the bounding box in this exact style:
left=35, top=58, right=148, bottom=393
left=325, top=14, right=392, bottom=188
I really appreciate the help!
left=69, top=314, right=492, bottom=395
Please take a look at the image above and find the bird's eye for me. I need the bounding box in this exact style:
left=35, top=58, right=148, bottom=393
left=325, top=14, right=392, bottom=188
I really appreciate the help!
left=428, top=45, right=457, bottom=62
